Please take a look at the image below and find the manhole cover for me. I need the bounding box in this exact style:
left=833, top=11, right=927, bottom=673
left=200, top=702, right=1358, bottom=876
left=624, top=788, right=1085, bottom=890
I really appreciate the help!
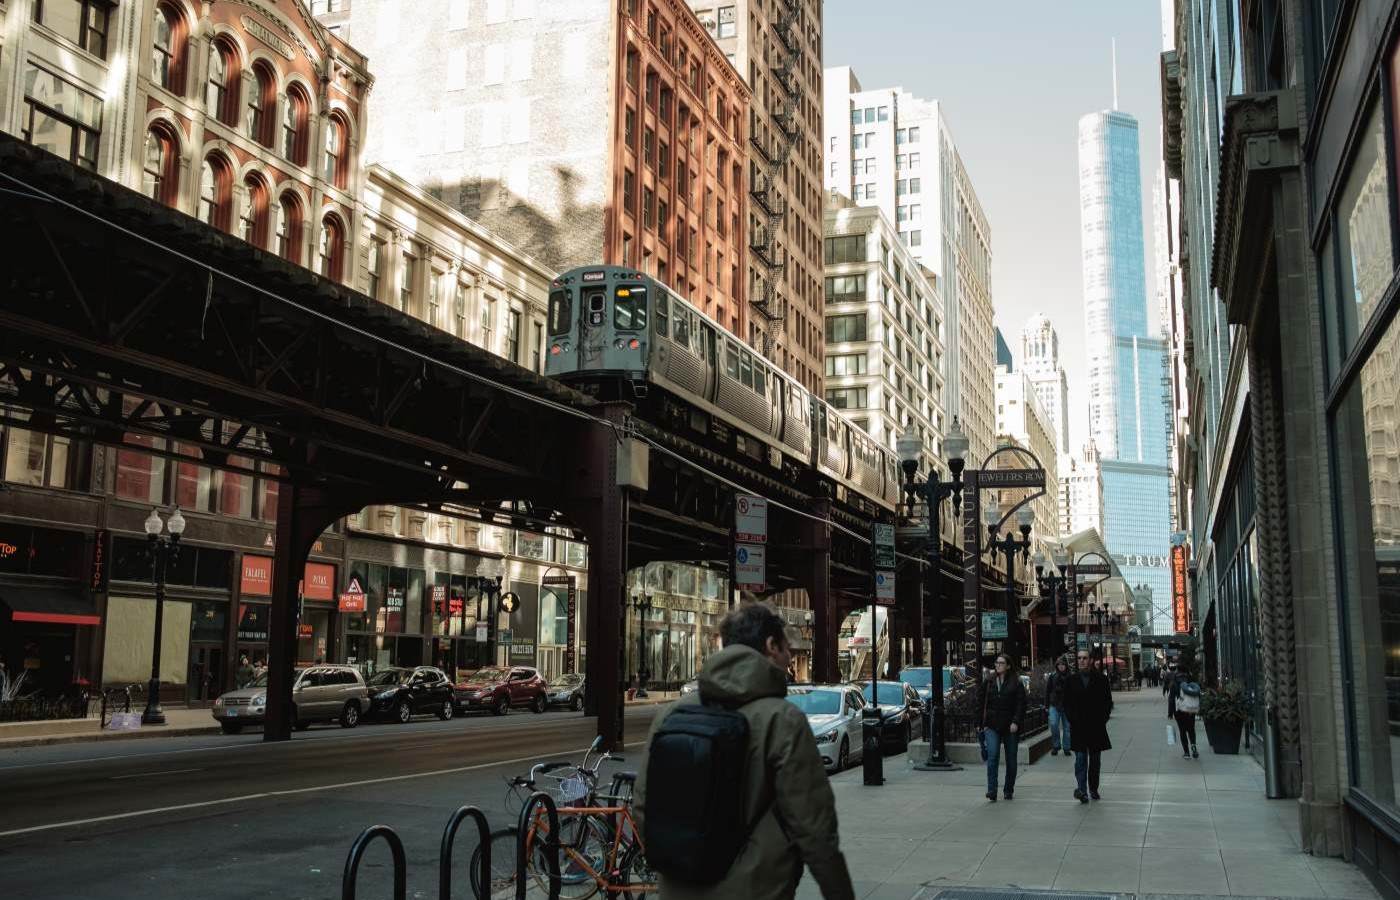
left=914, top=891, right=1126, bottom=900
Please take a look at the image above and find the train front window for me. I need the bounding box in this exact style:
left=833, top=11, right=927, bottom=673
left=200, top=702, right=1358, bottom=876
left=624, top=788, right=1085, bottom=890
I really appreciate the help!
left=614, top=286, right=648, bottom=331
left=548, top=289, right=571, bottom=335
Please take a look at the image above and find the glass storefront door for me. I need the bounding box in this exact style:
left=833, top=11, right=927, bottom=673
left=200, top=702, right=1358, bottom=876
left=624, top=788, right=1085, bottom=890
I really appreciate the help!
left=187, top=643, right=223, bottom=703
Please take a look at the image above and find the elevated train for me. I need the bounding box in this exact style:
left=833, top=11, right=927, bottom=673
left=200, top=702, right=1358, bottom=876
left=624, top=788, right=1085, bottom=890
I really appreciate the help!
left=544, top=265, right=901, bottom=514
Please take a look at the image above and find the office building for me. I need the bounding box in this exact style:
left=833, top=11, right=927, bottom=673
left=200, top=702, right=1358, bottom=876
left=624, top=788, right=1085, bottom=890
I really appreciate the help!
left=994, top=366, right=1060, bottom=559
left=1021, top=314, right=1071, bottom=455
left=1059, top=443, right=1104, bottom=540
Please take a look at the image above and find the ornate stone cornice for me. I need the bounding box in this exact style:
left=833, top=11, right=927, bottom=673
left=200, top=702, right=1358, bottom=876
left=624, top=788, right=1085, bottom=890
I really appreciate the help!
left=1160, top=50, right=1184, bottom=180
left=1210, top=90, right=1300, bottom=327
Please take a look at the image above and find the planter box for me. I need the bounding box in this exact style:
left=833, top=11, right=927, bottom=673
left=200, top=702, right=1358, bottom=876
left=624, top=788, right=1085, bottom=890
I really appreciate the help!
left=1204, top=716, right=1243, bottom=754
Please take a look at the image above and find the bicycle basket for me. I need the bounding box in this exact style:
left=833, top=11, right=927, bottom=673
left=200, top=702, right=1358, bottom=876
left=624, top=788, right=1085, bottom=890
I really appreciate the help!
left=537, top=770, right=590, bottom=806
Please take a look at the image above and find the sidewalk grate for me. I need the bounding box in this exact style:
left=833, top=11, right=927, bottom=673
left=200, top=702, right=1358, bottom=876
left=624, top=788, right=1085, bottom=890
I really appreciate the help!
left=914, top=891, right=1126, bottom=900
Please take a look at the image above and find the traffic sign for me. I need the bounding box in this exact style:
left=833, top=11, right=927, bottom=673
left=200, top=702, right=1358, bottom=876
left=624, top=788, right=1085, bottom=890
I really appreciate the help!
left=734, top=543, right=765, bottom=589
left=872, top=523, right=896, bottom=570
left=982, top=610, right=1008, bottom=639
left=874, top=571, right=896, bottom=605
left=735, top=494, right=768, bottom=543
left=976, top=469, right=1046, bottom=488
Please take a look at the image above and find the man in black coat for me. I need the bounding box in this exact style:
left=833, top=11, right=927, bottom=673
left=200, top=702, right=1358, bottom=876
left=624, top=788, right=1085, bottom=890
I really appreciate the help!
left=1063, top=649, right=1113, bottom=802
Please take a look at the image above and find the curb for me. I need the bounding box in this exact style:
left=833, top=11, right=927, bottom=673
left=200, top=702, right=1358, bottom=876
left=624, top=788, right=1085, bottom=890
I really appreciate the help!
left=0, top=724, right=223, bottom=750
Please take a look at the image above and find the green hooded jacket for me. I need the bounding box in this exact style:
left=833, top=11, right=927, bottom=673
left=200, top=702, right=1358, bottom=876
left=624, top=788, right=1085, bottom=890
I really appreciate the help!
left=634, top=644, right=855, bottom=900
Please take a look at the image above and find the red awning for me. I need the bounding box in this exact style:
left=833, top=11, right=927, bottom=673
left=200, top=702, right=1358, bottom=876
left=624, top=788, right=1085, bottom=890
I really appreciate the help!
left=0, top=585, right=102, bottom=626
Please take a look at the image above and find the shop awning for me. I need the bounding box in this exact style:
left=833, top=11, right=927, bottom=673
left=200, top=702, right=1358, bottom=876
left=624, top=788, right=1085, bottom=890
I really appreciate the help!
left=0, top=585, right=101, bottom=626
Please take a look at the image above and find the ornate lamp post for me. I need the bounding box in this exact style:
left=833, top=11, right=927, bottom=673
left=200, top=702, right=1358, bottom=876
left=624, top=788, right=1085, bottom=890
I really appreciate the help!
left=629, top=588, right=653, bottom=698
left=984, top=500, right=1033, bottom=665
left=1034, top=547, right=1072, bottom=661
left=141, top=506, right=186, bottom=726
left=896, top=421, right=967, bottom=772
left=470, top=556, right=506, bottom=666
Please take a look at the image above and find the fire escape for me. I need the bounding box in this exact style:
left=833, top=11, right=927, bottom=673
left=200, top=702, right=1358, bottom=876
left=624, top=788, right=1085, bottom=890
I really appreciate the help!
left=747, top=0, right=804, bottom=357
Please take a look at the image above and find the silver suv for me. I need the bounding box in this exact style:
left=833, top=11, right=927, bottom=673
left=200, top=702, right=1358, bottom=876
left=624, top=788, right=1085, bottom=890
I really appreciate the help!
left=212, top=665, right=370, bottom=734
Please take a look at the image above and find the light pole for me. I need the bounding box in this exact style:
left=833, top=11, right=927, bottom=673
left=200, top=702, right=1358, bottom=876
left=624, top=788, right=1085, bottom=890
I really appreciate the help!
left=141, top=506, right=185, bottom=726
left=1034, top=547, right=1071, bottom=662
left=896, top=421, right=968, bottom=772
left=471, top=556, right=506, bottom=667
left=984, top=500, right=1033, bottom=665
left=629, top=590, right=653, bottom=698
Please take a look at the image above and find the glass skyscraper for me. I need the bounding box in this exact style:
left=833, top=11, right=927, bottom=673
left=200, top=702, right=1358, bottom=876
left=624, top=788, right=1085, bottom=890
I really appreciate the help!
left=1078, top=110, right=1174, bottom=633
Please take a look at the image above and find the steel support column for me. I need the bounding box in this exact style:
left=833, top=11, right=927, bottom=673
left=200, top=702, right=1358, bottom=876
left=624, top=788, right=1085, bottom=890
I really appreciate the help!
left=806, top=499, right=834, bottom=683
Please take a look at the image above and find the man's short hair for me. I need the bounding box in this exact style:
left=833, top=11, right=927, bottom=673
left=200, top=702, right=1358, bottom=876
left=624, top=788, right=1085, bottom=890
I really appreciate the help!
left=720, top=602, right=788, bottom=654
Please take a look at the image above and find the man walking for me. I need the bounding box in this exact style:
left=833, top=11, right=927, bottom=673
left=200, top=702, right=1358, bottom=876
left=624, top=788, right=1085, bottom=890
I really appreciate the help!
left=1046, top=657, right=1071, bottom=756
left=1064, top=649, right=1113, bottom=802
left=635, top=603, right=855, bottom=900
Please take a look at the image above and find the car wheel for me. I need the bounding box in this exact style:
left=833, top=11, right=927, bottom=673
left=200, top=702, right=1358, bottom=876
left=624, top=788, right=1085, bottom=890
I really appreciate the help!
left=437, top=699, right=454, bottom=721
left=340, top=702, right=360, bottom=728
left=838, top=737, right=850, bottom=771
left=396, top=699, right=412, bottom=724
left=220, top=722, right=243, bottom=735
left=570, top=694, right=582, bottom=712
left=532, top=694, right=547, bottom=714
left=492, top=695, right=508, bottom=716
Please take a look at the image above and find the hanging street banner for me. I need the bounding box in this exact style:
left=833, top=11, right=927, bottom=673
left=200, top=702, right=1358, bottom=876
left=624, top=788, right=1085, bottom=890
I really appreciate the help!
left=734, top=495, right=768, bottom=543
left=338, top=575, right=366, bottom=613
left=1171, top=543, right=1191, bottom=633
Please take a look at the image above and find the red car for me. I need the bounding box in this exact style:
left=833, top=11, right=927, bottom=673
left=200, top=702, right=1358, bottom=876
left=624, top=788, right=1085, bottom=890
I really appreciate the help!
left=453, top=666, right=548, bottom=715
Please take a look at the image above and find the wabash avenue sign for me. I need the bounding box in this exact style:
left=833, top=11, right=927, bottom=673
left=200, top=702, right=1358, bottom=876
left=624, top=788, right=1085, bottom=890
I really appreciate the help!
left=1171, top=544, right=1191, bottom=633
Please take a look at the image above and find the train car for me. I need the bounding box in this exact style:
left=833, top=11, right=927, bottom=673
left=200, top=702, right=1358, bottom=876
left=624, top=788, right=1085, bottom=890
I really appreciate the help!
left=545, top=265, right=899, bottom=512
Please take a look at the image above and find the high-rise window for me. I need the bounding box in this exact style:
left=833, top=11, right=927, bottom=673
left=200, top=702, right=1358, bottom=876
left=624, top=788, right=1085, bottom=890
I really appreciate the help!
left=454, top=282, right=468, bottom=337
left=367, top=238, right=385, bottom=300
left=507, top=309, right=522, bottom=363
left=482, top=296, right=497, bottom=349
left=206, top=40, right=237, bottom=124
left=427, top=269, right=442, bottom=327
left=825, top=314, right=867, bottom=342
left=399, top=247, right=416, bottom=311
left=21, top=66, right=101, bottom=169
left=34, top=0, right=111, bottom=59
left=276, top=194, right=301, bottom=262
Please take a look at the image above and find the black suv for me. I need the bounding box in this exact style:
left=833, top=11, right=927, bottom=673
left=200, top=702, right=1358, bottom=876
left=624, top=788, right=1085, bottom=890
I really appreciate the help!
left=365, top=666, right=455, bottom=723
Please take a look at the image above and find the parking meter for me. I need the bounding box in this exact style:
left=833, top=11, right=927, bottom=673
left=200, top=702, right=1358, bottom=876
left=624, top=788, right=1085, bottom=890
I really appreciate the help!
left=862, top=705, right=884, bottom=786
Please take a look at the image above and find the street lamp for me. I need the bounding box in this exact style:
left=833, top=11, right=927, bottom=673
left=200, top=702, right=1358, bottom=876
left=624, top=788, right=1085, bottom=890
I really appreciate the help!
left=629, top=586, right=653, bottom=698
left=985, top=501, right=1033, bottom=665
left=141, top=506, right=186, bottom=726
left=1034, top=547, right=1071, bottom=662
left=472, top=556, right=506, bottom=666
left=897, top=420, right=966, bottom=772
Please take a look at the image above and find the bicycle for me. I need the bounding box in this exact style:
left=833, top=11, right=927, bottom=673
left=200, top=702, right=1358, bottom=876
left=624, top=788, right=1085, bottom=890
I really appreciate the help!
left=471, top=738, right=651, bottom=898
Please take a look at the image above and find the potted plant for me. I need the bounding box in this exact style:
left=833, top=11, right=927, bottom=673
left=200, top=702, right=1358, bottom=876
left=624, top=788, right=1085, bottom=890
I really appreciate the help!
left=1200, top=679, right=1251, bottom=754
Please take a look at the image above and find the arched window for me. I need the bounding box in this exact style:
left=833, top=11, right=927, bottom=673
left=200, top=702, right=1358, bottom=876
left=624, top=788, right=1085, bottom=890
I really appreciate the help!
left=281, top=85, right=310, bottom=166
left=322, top=114, right=346, bottom=189
left=198, top=156, right=232, bottom=230
left=275, top=193, right=302, bottom=263
left=246, top=62, right=276, bottom=146
left=141, top=126, right=178, bottom=205
left=240, top=175, right=270, bottom=248
left=151, top=3, right=187, bottom=94
left=318, top=214, right=345, bottom=282
left=206, top=39, right=239, bottom=125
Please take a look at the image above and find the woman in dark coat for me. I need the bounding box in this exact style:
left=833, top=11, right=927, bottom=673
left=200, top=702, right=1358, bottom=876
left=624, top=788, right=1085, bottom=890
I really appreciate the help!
left=978, top=653, right=1026, bottom=802
left=1063, top=649, right=1113, bottom=803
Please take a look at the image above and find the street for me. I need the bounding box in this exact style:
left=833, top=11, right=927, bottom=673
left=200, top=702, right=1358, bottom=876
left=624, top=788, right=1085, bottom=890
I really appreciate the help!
left=0, top=706, right=665, bottom=900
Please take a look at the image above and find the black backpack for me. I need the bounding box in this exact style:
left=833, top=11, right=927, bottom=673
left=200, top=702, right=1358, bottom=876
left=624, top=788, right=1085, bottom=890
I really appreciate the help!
left=643, top=701, right=751, bottom=883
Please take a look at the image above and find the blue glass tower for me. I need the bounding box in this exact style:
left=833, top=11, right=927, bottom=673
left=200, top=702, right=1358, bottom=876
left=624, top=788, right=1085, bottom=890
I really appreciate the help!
left=1078, top=110, right=1174, bottom=633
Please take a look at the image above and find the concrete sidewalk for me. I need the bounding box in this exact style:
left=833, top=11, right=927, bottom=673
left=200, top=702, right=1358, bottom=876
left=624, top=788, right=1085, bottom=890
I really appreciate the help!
left=807, top=689, right=1378, bottom=899
left=0, top=707, right=220, bottom=748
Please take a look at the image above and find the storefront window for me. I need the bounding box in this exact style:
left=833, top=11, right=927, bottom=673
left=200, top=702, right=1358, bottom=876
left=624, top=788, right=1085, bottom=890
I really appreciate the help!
left=516, top=532, right=550, bottom=560
left=217, top=463, right=253, bottom=518
left=1335, top=309, right=1400, bottom=809
left=0, top=524, right=85, bottom=577
left=1, top=415, right=75, bottom=489
left=1333, top=103, right=1396, bottom=368
left=191, top=600, right=227, bottom=642
left=539, top=583, right=570, bottom=646
left=236, top=602, right=269, bottom=642
left=173, top=443, right=211, bottom=511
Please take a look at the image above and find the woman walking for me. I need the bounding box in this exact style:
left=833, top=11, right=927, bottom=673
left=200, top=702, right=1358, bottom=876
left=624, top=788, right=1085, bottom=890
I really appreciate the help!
left=1047, top=657, right=1072, bottom=755
left=979, top=653, right=1027, bottom=802
left=1168, top=666, right=1201, bottom=758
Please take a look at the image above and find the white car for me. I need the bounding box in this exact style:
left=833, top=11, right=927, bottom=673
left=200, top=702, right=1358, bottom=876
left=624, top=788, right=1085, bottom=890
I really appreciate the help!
left=786, top=684, right=866, bottom=773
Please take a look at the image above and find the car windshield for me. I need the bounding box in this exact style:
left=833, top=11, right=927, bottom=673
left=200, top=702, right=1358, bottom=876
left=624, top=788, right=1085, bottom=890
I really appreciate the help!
left=368, top=669, right=410, bottom=686
left=785, top=690, right=841, bottom=715
left=899, top=669, right=932, bottom=688
left=861, top=683, right=907, bottom=704
left=549, top=674, right=583, bottom=688
left=465, top=668, right=507, bottom=683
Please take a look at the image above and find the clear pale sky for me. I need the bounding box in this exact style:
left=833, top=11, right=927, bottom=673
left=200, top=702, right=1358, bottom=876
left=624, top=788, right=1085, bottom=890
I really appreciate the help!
left=823, top=0, right=1166, bottom=453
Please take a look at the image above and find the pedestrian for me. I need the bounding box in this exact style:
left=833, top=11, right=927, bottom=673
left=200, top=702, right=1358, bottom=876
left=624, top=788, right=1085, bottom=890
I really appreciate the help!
left=1064, top=648, right=1113, bottom=803
left=978, top=653, right=1026, bottom=802
left=1168, top=666, right=1201, bottom=759
left=236, top=654, right=254, bottom=688
left=1046, top=657, right=1072, bottom=756
left=1162, top=664, right=1176, bottom=697
left=635, top=602, right=855, bottom=900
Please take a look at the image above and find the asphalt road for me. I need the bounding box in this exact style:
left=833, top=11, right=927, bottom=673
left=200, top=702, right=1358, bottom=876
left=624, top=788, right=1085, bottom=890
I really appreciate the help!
left=0, top=705, right=665, bottom=900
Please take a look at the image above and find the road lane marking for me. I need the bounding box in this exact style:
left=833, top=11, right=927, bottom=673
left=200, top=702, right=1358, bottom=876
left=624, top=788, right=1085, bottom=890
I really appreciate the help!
left=110, top=767, right=204, bottom=780
left=0, top=740, right=645, bottom=837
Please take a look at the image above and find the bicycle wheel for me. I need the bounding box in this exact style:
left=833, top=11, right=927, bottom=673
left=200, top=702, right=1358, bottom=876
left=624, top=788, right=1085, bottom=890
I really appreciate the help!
left=617, top=839, right=656, bottom=898
left=532, top=813, right=606, bottom=900
left=468, top=826, right=521, bottom=899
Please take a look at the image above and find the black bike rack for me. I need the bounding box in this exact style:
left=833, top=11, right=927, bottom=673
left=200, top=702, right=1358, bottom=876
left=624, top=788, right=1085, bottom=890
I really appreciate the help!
left=341, top=824, right=407, bottom=900
left=516, top=791, right=561, bottom=900
left=440, top=805, right=492, bottom=900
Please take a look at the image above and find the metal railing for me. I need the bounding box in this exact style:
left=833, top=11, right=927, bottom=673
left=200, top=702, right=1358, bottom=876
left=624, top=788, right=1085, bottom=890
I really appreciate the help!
left=340, top=805, right=492, bottom=900
left=516, top=791, right=561, bottom=900
left=944, top=704, right=1049, bottom=743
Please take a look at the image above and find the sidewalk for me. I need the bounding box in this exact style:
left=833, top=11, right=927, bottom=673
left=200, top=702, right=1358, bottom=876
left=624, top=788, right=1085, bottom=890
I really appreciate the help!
left=0, top=707, right=219, bottom=749
left=807, top=689, right=1378, bottom=899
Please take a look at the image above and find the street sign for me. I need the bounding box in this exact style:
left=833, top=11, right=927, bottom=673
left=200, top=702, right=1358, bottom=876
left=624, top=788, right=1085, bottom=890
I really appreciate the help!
left=734, top=543, right=766, bottom=589
left=872, top=523, right=896, bottom=570
left=338, top=576, right=366, bottom=613
left=498, top=628, right=513, bottom=645
left=1074, top=563, right=1112, bottom=576
left=734, top=494, right=768, bottom=543
left=476, top=625, right=488, bottom=642
left=982, top=610, right=1007, bottom=639
left=976, top=469, right=1047, bottom=488
left=874, top=571, right=896, bottom=605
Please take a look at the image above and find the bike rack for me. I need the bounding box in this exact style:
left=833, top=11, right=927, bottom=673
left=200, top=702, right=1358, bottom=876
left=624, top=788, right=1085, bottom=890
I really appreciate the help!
left=341, top=824, right=407, bottom=900
left=516, top=791, right=561, bottom=900
left=440, top=805, right=492, bottom=900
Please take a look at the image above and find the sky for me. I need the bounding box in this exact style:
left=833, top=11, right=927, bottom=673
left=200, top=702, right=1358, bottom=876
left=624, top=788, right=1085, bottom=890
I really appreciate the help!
left=823, top=0, right=1167, bottom=454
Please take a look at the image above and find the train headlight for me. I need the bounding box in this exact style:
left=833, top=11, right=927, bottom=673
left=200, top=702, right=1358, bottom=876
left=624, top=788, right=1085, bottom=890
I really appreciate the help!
left=614, top=338, right=625, bottom=349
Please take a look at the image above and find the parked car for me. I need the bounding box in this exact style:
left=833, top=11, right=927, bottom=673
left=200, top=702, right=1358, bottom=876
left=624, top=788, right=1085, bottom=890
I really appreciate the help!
left=365, top=666, right=455, bottom=723
left=545, top=673, right=586, bottom=711
left=860, top=680, right=924, bottom=750
left=212, top=665, right=369, bottom=734
left=454, top=666, right=548, bottom=715
left=786, top=684, right=866, bottom=773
